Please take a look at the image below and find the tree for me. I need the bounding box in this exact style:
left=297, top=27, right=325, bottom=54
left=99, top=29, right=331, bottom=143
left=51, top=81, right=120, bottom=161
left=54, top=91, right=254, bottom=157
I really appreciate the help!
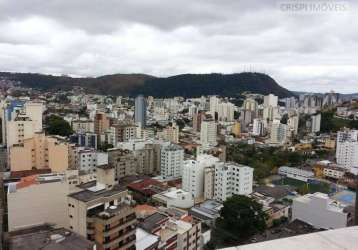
left=209, top=195, right=267, bottom=248
left=45, top=115, right=73, bottom=137
left=280, top=114, right=288, bottom=124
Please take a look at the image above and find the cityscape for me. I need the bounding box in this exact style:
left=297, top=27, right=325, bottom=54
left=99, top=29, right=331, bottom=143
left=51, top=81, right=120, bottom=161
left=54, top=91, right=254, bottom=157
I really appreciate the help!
left=0, top=1, right=358, bottom=250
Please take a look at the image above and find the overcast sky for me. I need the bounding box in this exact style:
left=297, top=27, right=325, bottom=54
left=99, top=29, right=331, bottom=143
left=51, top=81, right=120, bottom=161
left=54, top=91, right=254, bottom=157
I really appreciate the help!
left=0, top=0, right=357, bottom=93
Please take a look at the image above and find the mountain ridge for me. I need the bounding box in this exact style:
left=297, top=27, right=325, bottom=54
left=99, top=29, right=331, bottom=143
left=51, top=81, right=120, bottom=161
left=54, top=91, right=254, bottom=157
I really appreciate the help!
left=0, top=71, right=293, bottom=98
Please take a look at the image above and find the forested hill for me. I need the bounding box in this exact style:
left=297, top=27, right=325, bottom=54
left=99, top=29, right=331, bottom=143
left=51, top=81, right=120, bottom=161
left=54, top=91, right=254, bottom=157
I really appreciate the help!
left=0, top=72, right=293, bottom=98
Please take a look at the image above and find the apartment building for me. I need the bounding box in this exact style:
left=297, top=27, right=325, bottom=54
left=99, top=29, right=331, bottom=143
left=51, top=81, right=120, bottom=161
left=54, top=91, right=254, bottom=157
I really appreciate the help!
left=160, top=144, right=184, bottom=178
left=72, top=119, right=95, bottom=133
left=214, top=162, right=253, bottom=202
left=200, top=119, right=217, bottom=147
left=158, top=122, right=179, bottom=143
left=3, top=101, right=43, bottom=148
left=67, top=166, right=133, bottom=245
left=192, top=111, right=206, bottom=132
left=108, top=148, right=137, bottom=180
left=7, top=172, right=75, bottom=231
left=231, top=122, right=241, bottom=138
left=252, top=118, right=265, bottom=136
left=75, top=148, right=108, bottom=171
left=91, top=205, right=137, bottom=250
left=182, top=154, right=220, bottom=199
left=94, top=112, right=110, bottom=137
left=336, top=130, right=358, bottom=171
left=9, top=132, right=70, bottom=172
left=112, top=121, right=138, bottom=144
left=135, top=143, right=161, bottom=175
left=270, top=119, right=288, bottom=145
left=204, top=166, right=215, bottom=200
left=140, top=212, right=202, bottom=250
left=70, top=133, right=97, bottom=149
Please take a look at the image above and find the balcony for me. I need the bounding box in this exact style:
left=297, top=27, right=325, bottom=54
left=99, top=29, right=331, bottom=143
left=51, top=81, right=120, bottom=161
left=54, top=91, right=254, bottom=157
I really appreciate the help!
left=102, top=228, right=136, bottom=249
left=103, top=218, right=137, bottom=237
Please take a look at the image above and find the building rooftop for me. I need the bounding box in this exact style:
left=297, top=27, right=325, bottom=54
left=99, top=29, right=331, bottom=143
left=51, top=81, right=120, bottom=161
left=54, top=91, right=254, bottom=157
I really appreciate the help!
left=136, top=228, right=159, bottom=250
left=254, top=185, right=293, bottom=200
left=189, top=200, right=223, bottom=221
left=9, top=225, right=94, bottom=250
left=140, top=212, right=169, bottom=233
left=221, top=225, right=358, bottom=250
left=68, top=184, right=127, bottom=202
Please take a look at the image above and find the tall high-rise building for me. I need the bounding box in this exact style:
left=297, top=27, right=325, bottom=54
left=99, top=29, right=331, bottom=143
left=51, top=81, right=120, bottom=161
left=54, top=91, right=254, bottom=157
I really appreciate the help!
left=336, top=130, right=358, bottom=171
left=242, top=98, right=258, bottom=113
left=217, top=102, right=235, bottom=122
left=160, top=144, right=184, bottom=178
left=204, top=166, right=215, bottom=200
left=108, top=148, right=137, bottom=180
left=192, top=111, right=206, bottom=132
left=231, top=122, right=241, bottom=137
left=252, top=118, right=265, bottom=136
left=264, top=94, right=278, bottom=107
left=209, top=96, right=219, bottom=117
left=288, top=114, right=299, bottom=135
left=135, top=95, right=146, bottom=128
left=200, top=119, right=217, bottom=147
left=270, top=119, right=288, bottom=144
left=311, top=113, right=321, bottom=133
left=182, top=154, right=220, bottom=199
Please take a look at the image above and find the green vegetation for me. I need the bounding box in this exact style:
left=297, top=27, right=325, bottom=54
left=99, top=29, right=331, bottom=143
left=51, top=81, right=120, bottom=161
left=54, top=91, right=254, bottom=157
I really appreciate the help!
left=274, top=177, right=331, bottom=194
left=45, top=115, right=73, bottom=137
left=0, top=72, right=293, bottom=97
left=227, top=143, right=307, bottom=181
left=272, top=216, right=288, bottom=227
left=321, top=110, right=358, bottom=133
left=207, top=195, right=267, bottom=249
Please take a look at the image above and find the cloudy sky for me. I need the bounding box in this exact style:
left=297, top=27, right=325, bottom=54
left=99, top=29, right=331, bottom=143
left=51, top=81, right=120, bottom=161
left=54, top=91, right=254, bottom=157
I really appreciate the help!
left=0, top=0, right=357, bottom=93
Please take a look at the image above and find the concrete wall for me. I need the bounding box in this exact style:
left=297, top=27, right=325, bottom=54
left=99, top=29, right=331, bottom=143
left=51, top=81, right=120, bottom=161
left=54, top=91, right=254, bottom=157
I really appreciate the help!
left=8, top=180, right=70, bottom=231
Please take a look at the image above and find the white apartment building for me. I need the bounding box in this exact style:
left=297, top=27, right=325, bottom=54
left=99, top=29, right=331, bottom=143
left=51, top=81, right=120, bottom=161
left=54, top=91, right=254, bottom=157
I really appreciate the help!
left=217, top=102, right=235, bottom=122
left=270, top=119, right=288, bottom=145
left=336, top=130, right=358, bottom=171
left=209, top=96, right=219, bottom=117
left=263, top=106, right=279, bottom=123
left=323, top=165, right=345, bottom=180
left=252, top=118, right=265, bottom=136
left=278, top=166, right=314, bottom=182
left=200, top=119, right=217, bottom=147
left=292, top=192, right=348, bottom=229
left=288, top=114, right=299, bottom=135
left=4, top=101, right=44, bottom=148
left=160, top=144, right=184, bottom=178
left=214, top=162, right=253, bottom=202
left=182, top=154, right=220, bottom=199
left=75, top=148, right=108, bottom=171
left=264, top=94, right=278, bottom=107
left=311, top=113, right=321, bottom=133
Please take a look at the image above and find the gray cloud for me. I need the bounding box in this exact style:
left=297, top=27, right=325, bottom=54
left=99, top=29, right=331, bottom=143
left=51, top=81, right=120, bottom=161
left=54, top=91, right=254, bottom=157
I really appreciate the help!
left=0, top=0, right=357, bottom=93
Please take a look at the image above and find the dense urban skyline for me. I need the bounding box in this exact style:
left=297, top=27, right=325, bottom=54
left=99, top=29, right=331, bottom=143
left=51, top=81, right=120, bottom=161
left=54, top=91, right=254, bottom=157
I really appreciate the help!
left=0, top=1, right=357, bottom=93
